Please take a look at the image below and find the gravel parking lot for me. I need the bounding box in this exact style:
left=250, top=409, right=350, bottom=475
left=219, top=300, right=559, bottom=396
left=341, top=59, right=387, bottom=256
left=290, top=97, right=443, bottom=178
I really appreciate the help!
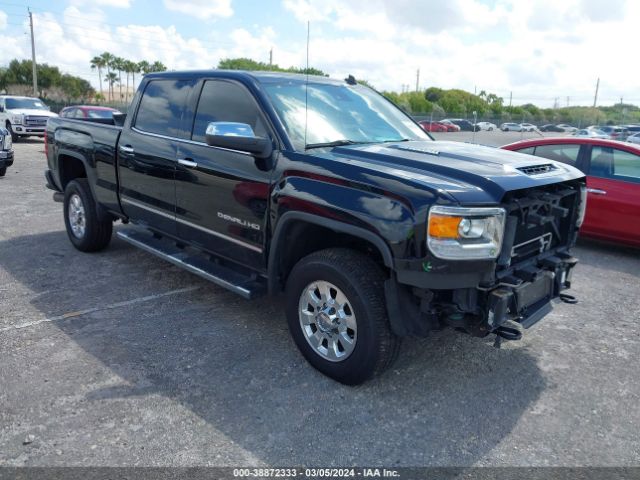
left=1, top=137, right=639, bottom=467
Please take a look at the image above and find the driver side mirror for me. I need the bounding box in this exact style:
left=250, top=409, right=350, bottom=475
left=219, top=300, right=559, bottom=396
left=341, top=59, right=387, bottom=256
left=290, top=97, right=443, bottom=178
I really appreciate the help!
left=204, top=122, right=272, bottom=159
left=0, top=106, right=4, bottom=112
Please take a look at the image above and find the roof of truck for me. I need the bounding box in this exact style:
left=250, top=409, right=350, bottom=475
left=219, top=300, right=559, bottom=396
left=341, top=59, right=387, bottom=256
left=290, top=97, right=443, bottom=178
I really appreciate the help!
left=143, top=69, right=349, bottom=86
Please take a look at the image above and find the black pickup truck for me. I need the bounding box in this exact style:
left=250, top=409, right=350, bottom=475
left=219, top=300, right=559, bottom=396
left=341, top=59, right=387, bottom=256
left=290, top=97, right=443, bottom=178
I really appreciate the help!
left=45, top=71, right=586, bottom=384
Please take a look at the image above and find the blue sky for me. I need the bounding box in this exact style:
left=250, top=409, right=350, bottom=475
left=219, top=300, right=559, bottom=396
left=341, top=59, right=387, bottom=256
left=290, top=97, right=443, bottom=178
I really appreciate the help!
left=0, top=0, right=637, bottom=107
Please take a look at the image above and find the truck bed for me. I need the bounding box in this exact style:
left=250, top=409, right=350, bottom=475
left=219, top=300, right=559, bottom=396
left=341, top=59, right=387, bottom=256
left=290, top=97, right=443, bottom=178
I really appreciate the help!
left=45, top=116, right=123, bottom=216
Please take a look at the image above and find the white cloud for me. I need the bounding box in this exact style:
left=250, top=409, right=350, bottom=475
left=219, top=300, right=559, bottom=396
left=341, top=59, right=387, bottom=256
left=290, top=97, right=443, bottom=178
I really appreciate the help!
left=163, top=0, right=233, bottom=19
left=0, top=10, right=7, bottom=30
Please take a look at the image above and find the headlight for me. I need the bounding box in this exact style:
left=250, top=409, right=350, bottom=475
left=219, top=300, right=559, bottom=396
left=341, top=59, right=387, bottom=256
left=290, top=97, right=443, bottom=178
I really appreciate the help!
left=11, top=114, right=23, bottom=125
left=427, top=206, right=506, bottom=260
left=576, top=184, right=587, bottom=227
left=4, top=133, right=12, bottom=150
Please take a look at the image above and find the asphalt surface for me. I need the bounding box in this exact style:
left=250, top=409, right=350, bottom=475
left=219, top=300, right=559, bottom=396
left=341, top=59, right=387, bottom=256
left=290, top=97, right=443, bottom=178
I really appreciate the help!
left=0, top=136, right=639, bottom=467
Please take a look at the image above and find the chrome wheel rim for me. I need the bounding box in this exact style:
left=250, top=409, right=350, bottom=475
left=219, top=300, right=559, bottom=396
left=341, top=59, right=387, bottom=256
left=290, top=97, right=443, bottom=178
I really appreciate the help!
left=68, top=193, right=86, bottom=238
left=298, top=280, right=357, bottom=362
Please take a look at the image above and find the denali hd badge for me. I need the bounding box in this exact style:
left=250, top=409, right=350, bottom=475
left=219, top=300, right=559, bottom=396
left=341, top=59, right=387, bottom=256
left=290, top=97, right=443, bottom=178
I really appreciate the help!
left=217, top=212, right=261, bottom=231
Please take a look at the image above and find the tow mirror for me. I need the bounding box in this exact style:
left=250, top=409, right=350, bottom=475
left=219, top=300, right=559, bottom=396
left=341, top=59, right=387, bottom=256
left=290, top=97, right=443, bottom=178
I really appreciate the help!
left=204, top=122, right=272, bottom=159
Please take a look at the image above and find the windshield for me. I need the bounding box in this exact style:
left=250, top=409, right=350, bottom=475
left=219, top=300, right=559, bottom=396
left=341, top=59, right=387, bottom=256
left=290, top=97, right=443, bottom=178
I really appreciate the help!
left=5, top=98, right=48, bottom=110
left=263, top=82, right=429, bottom=150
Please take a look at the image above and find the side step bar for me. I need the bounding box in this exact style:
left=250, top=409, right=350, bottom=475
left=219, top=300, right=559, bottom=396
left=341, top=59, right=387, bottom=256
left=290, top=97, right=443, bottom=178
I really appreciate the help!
left=116, top=229, right=266, bottom=300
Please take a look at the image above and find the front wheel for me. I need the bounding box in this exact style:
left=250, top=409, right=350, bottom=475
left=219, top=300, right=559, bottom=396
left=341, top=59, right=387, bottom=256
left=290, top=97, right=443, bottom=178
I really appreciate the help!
left=0, top=166, right=6, bottom=177
left=7, top=123, right=18, bottom=142
left=285, top=248, right=401, bottom=385
left=63, top=178, right=113, bottom=252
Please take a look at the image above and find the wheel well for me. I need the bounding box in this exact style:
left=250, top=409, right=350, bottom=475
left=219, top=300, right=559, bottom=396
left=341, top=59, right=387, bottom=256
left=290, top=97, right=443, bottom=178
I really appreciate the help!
left=59, top=155, right=87, bottom=189
left=272, top=220, right=388, bottom=292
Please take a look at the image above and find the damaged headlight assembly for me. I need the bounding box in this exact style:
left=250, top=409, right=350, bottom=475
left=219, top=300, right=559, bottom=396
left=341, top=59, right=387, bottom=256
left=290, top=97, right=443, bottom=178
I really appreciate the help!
left=427, top=206, right=506, bottom=260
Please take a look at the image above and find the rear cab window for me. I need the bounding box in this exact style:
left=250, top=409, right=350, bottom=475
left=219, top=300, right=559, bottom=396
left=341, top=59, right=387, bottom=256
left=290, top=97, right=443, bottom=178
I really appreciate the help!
left=134, top=79, right=196, bottom=139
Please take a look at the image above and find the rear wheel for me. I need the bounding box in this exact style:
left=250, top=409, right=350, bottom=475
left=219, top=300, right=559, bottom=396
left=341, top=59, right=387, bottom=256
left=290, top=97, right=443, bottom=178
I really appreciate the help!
left=63, top=178, right=113, bottom=252
left=285, top=248, right=401, bottom=385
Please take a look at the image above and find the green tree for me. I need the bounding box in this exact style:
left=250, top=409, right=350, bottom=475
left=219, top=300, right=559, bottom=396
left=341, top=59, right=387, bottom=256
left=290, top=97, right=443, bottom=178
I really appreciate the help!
left=217, top=57, right=328, bottom=76
left=150, top=61, right=167, bottom=72
left=90, top=55, right=106, bottom=100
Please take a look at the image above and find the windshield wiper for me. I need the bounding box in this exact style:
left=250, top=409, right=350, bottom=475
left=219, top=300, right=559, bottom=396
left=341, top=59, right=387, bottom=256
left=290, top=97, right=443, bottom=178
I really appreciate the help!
left=305, top=139, right=367, bottom=150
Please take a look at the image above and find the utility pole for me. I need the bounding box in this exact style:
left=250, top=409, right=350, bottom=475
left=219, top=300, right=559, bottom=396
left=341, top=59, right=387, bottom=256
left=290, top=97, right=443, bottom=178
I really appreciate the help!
left=593, top=77, right=599, bottom=108
left=269, top=47, right=273, bottom=66
left=566, top=96, right=570, bottom=107
left=28, top=8, right=37, bottom=96
left=415, top=69, right=420, bottom=92
left=508, top=91, right=512, bottom=108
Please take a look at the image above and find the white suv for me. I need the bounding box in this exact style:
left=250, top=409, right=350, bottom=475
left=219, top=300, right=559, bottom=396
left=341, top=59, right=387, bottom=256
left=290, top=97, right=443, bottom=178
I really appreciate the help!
left=0, top=95, right=58, bottom=141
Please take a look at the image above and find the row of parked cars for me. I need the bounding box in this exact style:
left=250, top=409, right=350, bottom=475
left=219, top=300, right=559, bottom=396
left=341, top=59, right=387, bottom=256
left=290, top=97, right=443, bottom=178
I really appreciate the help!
left=0, top=94, right=121, bottom=142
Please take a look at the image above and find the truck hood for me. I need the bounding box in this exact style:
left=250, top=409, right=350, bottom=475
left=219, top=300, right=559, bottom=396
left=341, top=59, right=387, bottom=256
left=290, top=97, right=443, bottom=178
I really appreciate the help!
left=7, top=109, right=58, bottom=117
left=328, top=140, right=585, bottom=204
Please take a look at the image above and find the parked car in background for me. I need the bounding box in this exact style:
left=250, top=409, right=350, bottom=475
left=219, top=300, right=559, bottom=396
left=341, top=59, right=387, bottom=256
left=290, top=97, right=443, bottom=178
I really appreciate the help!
left=502, top=137, right=640, bottom=247
left=627, top=132, right=640, bottom=145
left=0, top=95, right=58, bottom=141
left=59, top=106, right=121, bottom=122
left=622, top=125, right=640, bottom=135
left=444, top=118, right=479, bottom=132
left=0, top=126, right=14, bottom=177
left=418, top=120, right=447, bottom=132
left=539, top=124, right=564, bottom=132
left=475, top=121, right=497, bottom=131
left=557, top=124, right=578, bottom=133
left=574, top=129, right=609, bottom=139
left=500, top=122, right=522, bottom=132
left=438, top=119, right=461, bottom=132
left=595, top=126, right=627, bottom=141
left=520, top=123, right=537, bottom=132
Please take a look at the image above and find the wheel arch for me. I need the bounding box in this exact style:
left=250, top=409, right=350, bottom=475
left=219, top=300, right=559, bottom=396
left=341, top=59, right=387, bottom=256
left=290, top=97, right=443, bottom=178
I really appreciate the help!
left=267, top=211, right=394, bottom=295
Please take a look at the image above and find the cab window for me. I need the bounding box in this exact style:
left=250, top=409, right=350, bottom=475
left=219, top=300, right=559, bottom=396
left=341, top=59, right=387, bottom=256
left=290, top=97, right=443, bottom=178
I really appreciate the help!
left=590, top=146, right=640, bottom=183
left=191, top=80, right=267, bottom=143
left=531, top=144, right=580, bottom=166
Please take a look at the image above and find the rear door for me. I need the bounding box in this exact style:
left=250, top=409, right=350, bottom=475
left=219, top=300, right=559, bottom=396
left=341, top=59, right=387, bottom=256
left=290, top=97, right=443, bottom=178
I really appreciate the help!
left=173, top=78, right=275, bottom=269
left=582, top=145, right=640, bottom=244
left=117, top=78, right=196, bottom=235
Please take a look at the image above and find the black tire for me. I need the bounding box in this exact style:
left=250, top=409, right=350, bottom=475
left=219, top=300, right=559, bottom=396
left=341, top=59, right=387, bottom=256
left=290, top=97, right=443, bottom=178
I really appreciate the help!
left=0, top=166, right=6, bottom=177
left=7, top=123, right=18, bottom=143
left=285, top=248, right=401, bottom=385
left=489, top=127, right=494, bottom=131
left=63, top=178, right=112, bottom=252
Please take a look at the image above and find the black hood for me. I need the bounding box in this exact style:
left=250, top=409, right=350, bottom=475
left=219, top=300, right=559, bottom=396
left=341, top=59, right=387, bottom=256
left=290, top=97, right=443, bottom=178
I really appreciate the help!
left=325, top=140, right=585, bottom=204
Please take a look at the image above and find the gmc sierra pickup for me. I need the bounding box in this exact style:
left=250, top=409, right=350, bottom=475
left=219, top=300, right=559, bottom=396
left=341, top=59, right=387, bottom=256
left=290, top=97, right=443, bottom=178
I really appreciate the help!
left=45, top=71, right=586, bottom=384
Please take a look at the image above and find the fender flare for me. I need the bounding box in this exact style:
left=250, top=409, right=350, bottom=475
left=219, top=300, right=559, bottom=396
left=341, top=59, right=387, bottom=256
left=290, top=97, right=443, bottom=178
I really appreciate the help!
left=267, top=211, right=395, bottom=294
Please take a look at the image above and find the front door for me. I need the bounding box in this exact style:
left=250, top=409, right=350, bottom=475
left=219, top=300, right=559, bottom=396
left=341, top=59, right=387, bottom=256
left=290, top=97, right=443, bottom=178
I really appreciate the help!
left=174, top=79, right=275, bottom=269
left=582, top=145, right=640, bottom=244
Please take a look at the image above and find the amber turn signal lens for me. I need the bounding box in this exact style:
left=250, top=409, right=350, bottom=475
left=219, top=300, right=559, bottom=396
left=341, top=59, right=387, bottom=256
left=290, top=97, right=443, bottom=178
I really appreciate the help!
left=428, top=215, right=462, bottom=239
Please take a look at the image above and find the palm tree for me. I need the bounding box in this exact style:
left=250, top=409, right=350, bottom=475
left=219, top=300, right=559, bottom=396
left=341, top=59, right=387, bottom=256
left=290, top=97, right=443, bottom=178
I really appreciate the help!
left=123, top=60, right=138, bottom=103
left=90, top=56, right=106, bottom=101
left=138, top=60, right=151, bottom=76
left=100, top=52, right=115, bottom=101
left=111, top=56, right=125, bottom=102
left=150, top=61, right=167, bottom=72
left=129, top=61, right=140, bottom=96
left=105, top=71, right=118, bottom=100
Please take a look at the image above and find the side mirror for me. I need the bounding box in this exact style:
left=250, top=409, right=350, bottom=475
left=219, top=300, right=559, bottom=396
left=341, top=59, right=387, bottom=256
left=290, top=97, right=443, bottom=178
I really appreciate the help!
left=204, top=122, right=272, bottom=159
left=0, top=106, right=4, bottom=112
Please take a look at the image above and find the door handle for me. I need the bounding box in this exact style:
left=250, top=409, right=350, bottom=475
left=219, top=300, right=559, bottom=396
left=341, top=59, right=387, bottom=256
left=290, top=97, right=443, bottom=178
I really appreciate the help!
left=119, top=145, right=134, bottom=154
left=178, top=158, right=198, bottom=168
left=586, top=188, right=607, bottom=195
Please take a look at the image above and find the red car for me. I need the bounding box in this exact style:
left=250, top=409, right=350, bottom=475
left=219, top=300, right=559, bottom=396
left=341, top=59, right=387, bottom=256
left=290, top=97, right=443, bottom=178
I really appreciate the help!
left=418, top=120, right=447, bottom=132
left=59, top=105, right=121, bottom=120
left=502, top=137, right=640, bottom=247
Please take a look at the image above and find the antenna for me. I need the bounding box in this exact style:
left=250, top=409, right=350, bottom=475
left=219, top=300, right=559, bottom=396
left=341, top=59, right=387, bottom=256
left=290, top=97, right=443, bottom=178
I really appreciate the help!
left=304, top=20, right=310, bottom=149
